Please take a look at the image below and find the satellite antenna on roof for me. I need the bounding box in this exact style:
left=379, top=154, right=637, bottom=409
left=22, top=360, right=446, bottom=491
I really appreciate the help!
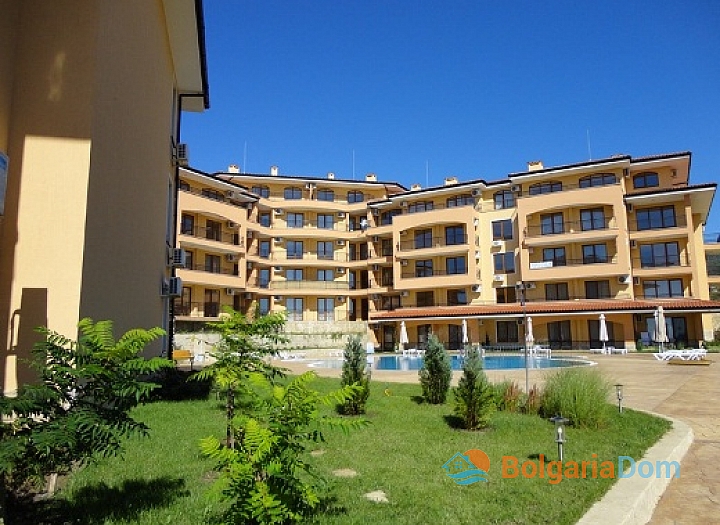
left=352, top=149, right=355, bottom=180
left=586, top=130, right=592, bottom=161
left=426, top=160, right=429, bottom=188
left=243, top=141, right=247, bottom=173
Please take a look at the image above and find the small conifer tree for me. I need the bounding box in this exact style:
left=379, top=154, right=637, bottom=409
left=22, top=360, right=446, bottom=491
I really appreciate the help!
left=419, top=334, right=451, bottom=404
left=453, top=346, right=495, bottom=429
left=338, top=336, right=371, bottom=415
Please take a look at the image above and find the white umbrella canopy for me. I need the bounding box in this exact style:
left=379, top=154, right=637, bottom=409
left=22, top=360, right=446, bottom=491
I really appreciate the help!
left=599, top=314, right=609, bottom=352
left=655, top=306, right=668, bottom=350
left=525, top=316, right=534, bottom=346
left=399, top=321, right=409, bottom=348
left=462, top=318, right=469, bottom=344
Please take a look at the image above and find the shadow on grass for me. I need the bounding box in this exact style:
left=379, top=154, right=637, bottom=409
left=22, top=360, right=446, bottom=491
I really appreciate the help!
left=410, top=395, right=425, bottom=404
left=443, top=414, right=465, bottom=429
left=8, top=476, right=188, bottom=525
left=153, top=368, right=213, bottom=401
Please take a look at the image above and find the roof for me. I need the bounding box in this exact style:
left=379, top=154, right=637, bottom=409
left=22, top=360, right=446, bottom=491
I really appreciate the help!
left=625, top=182, right=716, bottom=200
left=369, top=298, right=720, bottom=322
left=214, top=172, right=407, bottom=191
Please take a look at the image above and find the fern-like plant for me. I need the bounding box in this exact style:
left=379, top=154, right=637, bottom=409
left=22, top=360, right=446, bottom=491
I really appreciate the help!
left=453, top=346, right=495, bottom=429
left=337, top=336, right=371, bottom=415
left=419, top=334, right=452, bottom=404
left=200, top=371, right=367, bottom=525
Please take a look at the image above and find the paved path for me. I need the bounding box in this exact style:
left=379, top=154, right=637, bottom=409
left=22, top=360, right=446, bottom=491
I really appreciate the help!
left=278, top=351, right=720, bottom=523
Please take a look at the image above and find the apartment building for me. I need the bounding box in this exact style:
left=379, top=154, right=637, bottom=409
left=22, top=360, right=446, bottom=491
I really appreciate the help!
left=0, top=0, right=209, bottom=394
left=177, top=151, right=720, bottom=352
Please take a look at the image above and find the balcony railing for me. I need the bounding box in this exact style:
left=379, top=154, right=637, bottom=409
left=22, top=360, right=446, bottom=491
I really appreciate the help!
left=628, top=215, right=687, bottom=232
left=174, top=301, right=221, bottom=318
left=516, top=178, right=621, bottom=199
left=269, top=281, right=351, bottom=290
left=246, top=278, right=270, bottom=289
left=525, top=219, right=614, bottom=238
left=529, top=256, right=618, bottom=268
left=400, top=269, right=468, bottom=279
left=184, top=264, right=238, bottom=276
left=180, top=186, right=247, bottom=207
left=271, top=220, right=365, bottom=232
left=180, top=226, right=241, bottom=245
left=398, top=236, right=468, bottom=251
left=633, top=254, right=690, bottom=268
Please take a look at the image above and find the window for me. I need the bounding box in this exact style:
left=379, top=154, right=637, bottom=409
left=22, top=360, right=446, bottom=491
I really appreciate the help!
left=447, top=289, right=467, bottom=306
left=204, top=289, right=220, bottom=317
left=494, top=190, right=515, bottom=210
left=585, top=280, right=611, bottom=299
left=447, top=194, right=474, bottom=207
left=184, top=250, right=194, bottom=270
left=640, top=242, right=680, bottom=268
left=540, top=213, right=564, bottom=235
left=201, top=188, right=225, bottom=201
left=381, top=239, right=393, bottom=256
left=258, top=297, right=270, bottom=316
left=643, top=279, right=683, bottom=298
left=542, top=247, right=566, bottom=266
left=381, top=295, right=401, bottom=311
left=286, top=298, right=303, bottom=321
left=493, top=252, right=515, bottom=273
left=497, top=320, right=518, bottom=343
left=408, top=201, right=433, bottom=213
left=380, top=209, right=401, bottom=225
left=547, top=320, right=572, bottom=349
left=287, top=240, right=303, bottom=259
left=349, top=272, right=356, bottom=290
left=206, top=219, right=221, bottom=241
left=205, top=254, right=221, bottom=274
left=179, top=180, right=190, bottom=192
left=417, top=325, right=431, bottom=350
left=588, top=319, right=615, bottom=348
left=317, top=189, right=334, bottom=201
left=582, top=244, right=608, bottom=264
left=414, top=229, right=432, bottom=249
left=287, top=212, right=304, bottom=228
left=579, top=173, right=617, bottom=188
left=317, top=269, right=333, bottom=281
left=415, top=260, right=433, bottom=278
left=445, top=225, right=466, bottom=245
left=492, top=219, right=513, bottom=240
left=286, top=269, right=303, bottom=281
left=545, top=282, right=569, bottom=300
left=580, top=208, right=606, bottom=231
left=359, top=243, right=369, bottom=260
left=417, top=291, right=434, bottom=307
left=529, top=181, right=562, bottom=195
left=181, top=214, right=194, bottom=235
left=446, top=256, right=467, bottom=275
left=347, top=190, right=364, bottom=203
left=174, top=286, right=192, bottom=316
left=448, top=324, right=463, bottom=350
left=258, top=268, right=270, bottom=288
left=259, top=240, right=271, bottom=258
left=317, top=241, right=333, bottom=260
left=259, top=212, right=271, bottom=227
left=251, top=185, right=270, bottom=198
left=317, top=214, right=334, bottom=229
left=379, top=268, right=393, bottom=286
left=284, top=187, right=302, bottom=200
left=633, top=172, right=659, bottom=189
left=497, top=286, right=517, bottom=304
left=636, top=206, right=677, bottom=231
left=317, top=298, right=335, bottom=321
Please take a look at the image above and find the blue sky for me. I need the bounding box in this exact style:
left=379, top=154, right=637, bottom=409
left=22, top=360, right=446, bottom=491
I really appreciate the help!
left=182, top=1, right=720, bottom=230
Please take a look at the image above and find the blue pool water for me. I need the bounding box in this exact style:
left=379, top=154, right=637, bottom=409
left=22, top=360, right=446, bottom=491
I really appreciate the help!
left=309, top=354, right=590, bottom=371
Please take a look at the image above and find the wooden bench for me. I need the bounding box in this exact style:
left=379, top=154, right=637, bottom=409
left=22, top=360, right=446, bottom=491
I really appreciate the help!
left=172, top=349, right=195, bottom=370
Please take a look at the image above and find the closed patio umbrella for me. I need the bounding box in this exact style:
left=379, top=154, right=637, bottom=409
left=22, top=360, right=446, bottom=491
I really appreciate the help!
left=462, top=318, right=469, bottom=345
left=399, top=321, right=409, bottom=350
left=655, top=306, right=668, bottom=351
left=599, top=314, right=609, bottom=353
left=525, top=316, right=534, bottom=347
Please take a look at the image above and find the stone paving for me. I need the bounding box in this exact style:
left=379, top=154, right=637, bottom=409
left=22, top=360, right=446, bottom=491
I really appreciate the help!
left=277, top=351, right=720, bottom=524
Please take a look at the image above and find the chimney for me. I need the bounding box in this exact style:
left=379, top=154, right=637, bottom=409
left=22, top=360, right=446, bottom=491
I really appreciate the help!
left=527, top=160, right=544, bottom=172
left=365, top=173, right=377, bottom=182
left=444, top=176, right=458, bottom=186
left=228, top=164, right=240, bottom=173
left=327, top=172, right=335, bottom=180
left=410, top=183, right=422, bottom=191
left=270, top=165, right=279, bottom=176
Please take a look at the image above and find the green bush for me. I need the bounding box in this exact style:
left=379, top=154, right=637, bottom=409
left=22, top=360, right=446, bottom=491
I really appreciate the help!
left=541, top=368, right=612, bottom=428
left=419, top=335, right=452, bottom=404
left=453, top=347, right=495, bottom=429
left=337, top=336, right=371, bottom=415
left=524, top=384, right=542, bottom=415
left=492, top=380, right=522, bottom=413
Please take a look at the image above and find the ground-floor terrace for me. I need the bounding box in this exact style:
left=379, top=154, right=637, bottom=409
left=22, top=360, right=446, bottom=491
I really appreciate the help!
left=368, top=298, right=720, bottom=352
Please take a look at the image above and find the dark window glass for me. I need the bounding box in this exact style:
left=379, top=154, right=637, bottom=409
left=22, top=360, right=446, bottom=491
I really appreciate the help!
left=633, top=172, right=659, bottom=189
left=181, top=214, right=194, bottom=235
left=252, top=186, right=270, bottom=198
left=317, top=189, right=334, bottom=201
left=446, top=256, right=467, bottom=275
left=259, top=213, right=271, bottom=227
left=643, top=279, right=683, bottom=298
left=494, top=252, right=515, bottom=273
left=205, top=220, right=221, bottom=241
left=447, top=289, right=467, bottom=306
left=497, top=320, right=518, bottom=343
left=580, top=208, right=606, bottom=231
left=284, top=187, right=302, bottom=200
left=317, top=214, right=334, bottom=229
left=287, top=241, right=303, bottom=259
left=640, top=242, right=680, bottom=268
left=493, top=190, right=515, bottom=209
left=408, top=201, right=434, bottom=213
left=540, top=213, right=564, bottom=235
left=417, top=291, right=434, bottom=307
left=579, top=173, right=617, bottom=188
left=286, top=298, right=303, bottom=321
left=497, top=286, right=517, bottom=303
left=542, top=247, right=566, bottom=266
left=286, top=269, right=303, bottom=281
left=414, top=229, right=432, bottom=249
left=447, top=194, right=474, bottom=207
left=347, top=191, right=364, bottom=203
left=445, top=226, right=466, bottom=245
left=545, top=282, right=569, bottom=301
left=585, top=280, right=611, bottom=299
left=582, top=244, right=608, bottom=264
left=529, top=181, right=562, bottom=195
left=548, top=320, right=572, bottom=349
left=492, top=219, right=513, bottom=240
left=286, top=212, right=304, bottom=228
left=415, top=260, right=433, bottom=278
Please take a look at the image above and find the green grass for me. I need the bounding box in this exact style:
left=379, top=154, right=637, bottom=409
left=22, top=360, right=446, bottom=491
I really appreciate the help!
left=31, top=377, right=669, bottom=525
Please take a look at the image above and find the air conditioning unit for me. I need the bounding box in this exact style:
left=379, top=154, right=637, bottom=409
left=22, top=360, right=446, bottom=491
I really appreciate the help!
left=493, top=274, right=505, bottom=282
left=372, top=236, right=379, bottom=242
left=525, top=282, right=536, bottom=290
left=246, top=261, right=253, bottom=269
left=401, top=260, right=408, bottom=266
left=244, top=293, right=252, bottom=299
left=226, top=221, right=238, bottom=229
left=274, top=266, right=283, bottom=272
left=371, top=294, right=380, bottom=300
left=372, top=208, right=380, bottom=216
left=170, top=248, right=186, bottom=268
left=305, top=183, right=312, bottom=189
left=475, top=251, right=481, bottom=259
left=401, top=291, right=409, bottom=297
left=175, top=143, right=188, bottom=166
left=511, top=184, right=521, bottom=193
left=274, top=208, right=284, bottom=215
left=372, top=264, right=380, bottom=271
left=630, top=240, right=637, bottom=248
left=274, top=295, right=281, bottom=301
left=336, top=267, right=345, bottom=274
left=274, top=237, right=283, bottom=243
left=471, top=188, right=481, bottom=197
left=225, top=253, right=238, bottom=262
left=472, top=284, right=481, bottom=292
left=226, top=288, right=237, bottom=296
left=336, top=239, right=345, bottom=245
left=165, top=276, right=183, bottom=297
left=618, top=275, right=631, bottom=284
left=337, top=211, right=345, bottom=218
left=337, top=295, right=346, bottom=302
left=401, top=201, right=408, bottom=207
left=492, top=240, right=503, bottom=247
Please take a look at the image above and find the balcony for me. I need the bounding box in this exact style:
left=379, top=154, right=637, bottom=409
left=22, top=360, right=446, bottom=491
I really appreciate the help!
left=174, top=301, right=221, bottom=319
left=176, top=266, right=243, bottom=287
left=269, top=280, right=351, bottom=291
left=628, top=215, right=688, bottom=242
left=400, top=269, right=468, bottom=279
left=632, top=254, right=693, bottom=277
left=179, top=225, right=243, bottom=251
left=398, top=236, right=468, bottom=252
left=524, top=219, right=619, bottom=247
left=517, top=178, right=621, bottom=199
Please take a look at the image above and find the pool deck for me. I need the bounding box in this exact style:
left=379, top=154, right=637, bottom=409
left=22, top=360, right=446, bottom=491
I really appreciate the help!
left=275, top=351, right=720, bottom=524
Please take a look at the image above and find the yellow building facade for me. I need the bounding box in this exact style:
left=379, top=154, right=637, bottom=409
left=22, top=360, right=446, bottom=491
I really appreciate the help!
left=178, top=151, right=720, bottom=352
left=0, top=0, right=209, bottom=394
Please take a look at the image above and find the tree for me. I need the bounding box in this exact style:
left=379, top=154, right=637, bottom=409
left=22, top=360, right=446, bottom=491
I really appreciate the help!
left=453, top=347, right=495, bottom=429
left=337, top=336, right=371, bottom=415
left=418, top=334, right=452, bottom=404
left=192, top=308, right=287, bottom=448
left=0, top=318, right=170, bottom=494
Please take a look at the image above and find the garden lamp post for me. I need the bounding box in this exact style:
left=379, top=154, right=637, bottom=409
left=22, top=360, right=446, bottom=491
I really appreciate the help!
left=550, top=416, right=569, bottom=462
left=516, top=281, right=529, bottom=394
left=615, top=383, right=624, bottom=413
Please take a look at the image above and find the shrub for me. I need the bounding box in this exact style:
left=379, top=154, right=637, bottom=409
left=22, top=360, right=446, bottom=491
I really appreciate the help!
left=419, top=335, right=452, bottom=404
left=453, top=347, right=495, bottom=429
left=523, top=383, right=542, bottom=415
left=541, top=368, right=612, bottom=428
left=337, top=336, right=371, bottom=415
left=494, top=380, right=522, bottom=413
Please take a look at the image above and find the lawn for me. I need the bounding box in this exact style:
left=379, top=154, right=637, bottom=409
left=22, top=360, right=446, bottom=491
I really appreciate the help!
left=28, top=376, right=670, bottom=525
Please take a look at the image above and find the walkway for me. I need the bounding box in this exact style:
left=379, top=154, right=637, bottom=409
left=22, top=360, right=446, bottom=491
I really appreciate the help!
left=278, top=351, right=720, bottom=523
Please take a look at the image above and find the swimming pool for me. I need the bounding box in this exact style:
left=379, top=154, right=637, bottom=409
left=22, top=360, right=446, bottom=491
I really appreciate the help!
left=308, top=354, right=591, bottom=371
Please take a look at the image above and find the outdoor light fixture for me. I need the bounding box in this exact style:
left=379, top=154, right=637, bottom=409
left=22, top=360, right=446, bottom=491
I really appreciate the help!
left=615, top=383, right=624, bottom=413
left=516, top=281, right=529, bottom=394
left=550, top=416, right=569, bottom=462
